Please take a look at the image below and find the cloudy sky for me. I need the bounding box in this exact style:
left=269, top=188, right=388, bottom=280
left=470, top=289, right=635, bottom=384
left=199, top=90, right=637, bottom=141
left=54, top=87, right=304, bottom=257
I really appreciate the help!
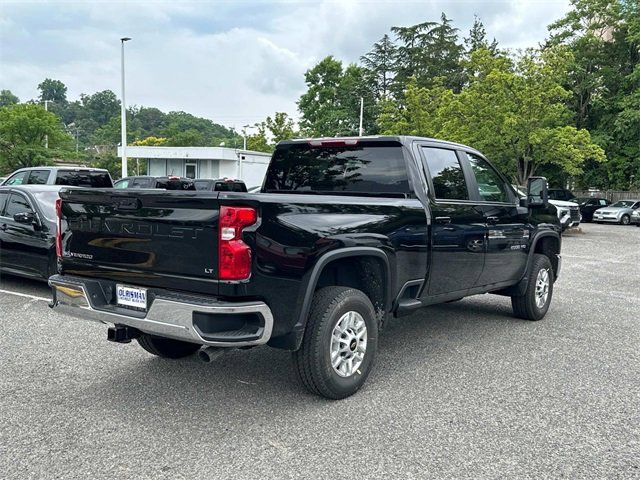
left=1, top=0, right=571, bottom=129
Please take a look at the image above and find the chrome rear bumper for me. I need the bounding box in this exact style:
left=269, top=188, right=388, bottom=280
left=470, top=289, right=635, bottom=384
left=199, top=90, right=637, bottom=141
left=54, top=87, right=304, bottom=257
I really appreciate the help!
left=49, top=275, right=273, bottom=347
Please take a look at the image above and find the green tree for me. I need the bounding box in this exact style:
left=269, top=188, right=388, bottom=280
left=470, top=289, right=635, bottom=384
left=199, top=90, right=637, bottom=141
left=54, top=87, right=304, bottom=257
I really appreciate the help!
left=360, top=34, right=397, bottom=100
left=165, top=129, right=205, bottom=146
left=38, top=78, right=68, bottom=103
left=379, top=47, right=606, bottom=184
left=0, top=103, right=72, bottom=172
left=464, top=15, right=499, bottom=55
left=548, top=0, right=639, bottom=189
left=298, top=57, right=377, bottom=136
left=0, top=90, right=19, bottom=108
left=390, top=14, right=464, bottom=93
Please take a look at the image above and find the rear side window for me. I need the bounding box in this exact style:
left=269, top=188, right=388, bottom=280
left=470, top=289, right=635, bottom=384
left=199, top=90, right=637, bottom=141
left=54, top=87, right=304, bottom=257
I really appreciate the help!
left=27, top=170, right=50, bottom=184
left=421, top=147, right=468, bottom=200
left=55, top=171, right=113, bottom=188
left=0, top=192, right=8, bottom=215
left=5, top=171, right=28, bottom=185
left=6, top=193, right=33, bottom=217
left=264, top=141, right=410, bottom=195
left=114, top=179, right=130, bottom=189
left=194, top=180, right=212, bottom=191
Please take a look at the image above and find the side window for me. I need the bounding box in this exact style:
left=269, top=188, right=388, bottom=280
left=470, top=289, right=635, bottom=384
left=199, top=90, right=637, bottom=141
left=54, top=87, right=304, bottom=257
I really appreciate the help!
left=0, top=192, right=8, bottom=215
left=131, top=178, right=152, bottom=188
left=5, top=171, right=29, bottom=185
left=6, top=193, right=34, bottom=217
left=114, top=179, right=129, bottom=189
left=27, top=170, right=50, bottom=184
left=466, top=153, right=511, bottom=203
left=421, top=147, right=469, bottom=200
left=598, top=199, right=607, bottom=206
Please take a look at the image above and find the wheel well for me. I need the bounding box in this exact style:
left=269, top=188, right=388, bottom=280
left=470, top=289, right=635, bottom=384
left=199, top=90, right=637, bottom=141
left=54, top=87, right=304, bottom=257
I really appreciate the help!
left=315, top=256, right=388, bottom=326
left=534, top=236, right=560, bottom=277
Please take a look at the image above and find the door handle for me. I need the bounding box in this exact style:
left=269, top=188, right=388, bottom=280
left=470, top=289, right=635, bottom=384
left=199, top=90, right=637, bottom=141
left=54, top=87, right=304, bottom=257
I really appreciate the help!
left=486, top=216, right=499, bottom=224
left=435, top=216, right=451, bottom=224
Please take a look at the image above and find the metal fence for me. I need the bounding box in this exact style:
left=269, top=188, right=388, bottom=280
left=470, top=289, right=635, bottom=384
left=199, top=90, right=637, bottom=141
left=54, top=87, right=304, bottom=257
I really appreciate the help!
left=573, top=190, right=640, bottom=202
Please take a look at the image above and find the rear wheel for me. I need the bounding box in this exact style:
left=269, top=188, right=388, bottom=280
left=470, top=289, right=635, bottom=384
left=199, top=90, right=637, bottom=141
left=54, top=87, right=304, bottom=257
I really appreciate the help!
left=137, top=334, right=201, bottom=359
left=620, top=214, right=630, bottom=225
left=511, top=254, right=554, bottom=321
left=293, top=286, right=378, bottom=399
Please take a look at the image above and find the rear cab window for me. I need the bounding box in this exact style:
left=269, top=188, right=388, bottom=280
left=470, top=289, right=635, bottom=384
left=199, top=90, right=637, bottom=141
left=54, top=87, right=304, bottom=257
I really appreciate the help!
left=264, top=140, right=410, bottom=196
left=194, top=180, right=213, bottom=191
left=55, top=170, right=113, bottom=188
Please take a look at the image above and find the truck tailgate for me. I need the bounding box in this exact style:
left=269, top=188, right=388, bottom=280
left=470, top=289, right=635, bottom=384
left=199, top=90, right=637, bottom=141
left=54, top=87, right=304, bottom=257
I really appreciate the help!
left=59, top=189, right=221, bottom=292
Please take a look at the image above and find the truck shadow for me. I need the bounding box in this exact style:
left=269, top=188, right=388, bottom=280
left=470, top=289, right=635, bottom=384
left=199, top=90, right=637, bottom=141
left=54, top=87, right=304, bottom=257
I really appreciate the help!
left=80, top=294, right=526, bottom=424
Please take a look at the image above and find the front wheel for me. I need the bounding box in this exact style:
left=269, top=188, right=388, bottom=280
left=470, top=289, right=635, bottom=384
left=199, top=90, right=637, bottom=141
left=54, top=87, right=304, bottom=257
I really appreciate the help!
left=511, top=254, right=554, bottom=321
left=293, top=286, right=378, bottom=399
left=620, top=214, right=630, bottom=225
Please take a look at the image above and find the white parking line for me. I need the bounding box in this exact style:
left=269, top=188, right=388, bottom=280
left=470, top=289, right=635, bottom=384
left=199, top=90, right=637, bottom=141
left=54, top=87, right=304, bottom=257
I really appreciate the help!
left=0, top=289, right=50, bottom=303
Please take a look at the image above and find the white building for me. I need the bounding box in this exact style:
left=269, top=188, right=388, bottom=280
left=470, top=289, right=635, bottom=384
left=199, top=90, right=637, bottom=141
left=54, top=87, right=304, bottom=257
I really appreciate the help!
left=117, top=146, right=272, bottom=188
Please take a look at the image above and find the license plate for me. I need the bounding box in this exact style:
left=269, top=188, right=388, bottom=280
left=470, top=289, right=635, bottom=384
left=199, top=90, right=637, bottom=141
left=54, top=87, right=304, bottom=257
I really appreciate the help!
left=116, top=284, right=148, bottom=310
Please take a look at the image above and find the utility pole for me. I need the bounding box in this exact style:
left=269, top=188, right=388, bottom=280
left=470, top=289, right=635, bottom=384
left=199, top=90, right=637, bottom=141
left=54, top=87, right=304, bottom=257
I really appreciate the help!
left=44, top=100, right=51, bottom=148
left=120, top=37, right=131, bottom=178
left=358, top=97, right=364, bottom=137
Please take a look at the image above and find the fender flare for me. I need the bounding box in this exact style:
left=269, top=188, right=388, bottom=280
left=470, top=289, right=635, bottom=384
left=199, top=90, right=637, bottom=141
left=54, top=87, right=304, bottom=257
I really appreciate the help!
left=519, top=230, right=561, bottom=294
left=297, top=247, right=392, bottom=328
left=527, top=230, right=561, bottom=272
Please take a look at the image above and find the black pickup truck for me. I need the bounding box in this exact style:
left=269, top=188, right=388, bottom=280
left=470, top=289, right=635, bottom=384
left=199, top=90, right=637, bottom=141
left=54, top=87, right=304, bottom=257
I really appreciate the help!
left=49, top=136, right=561, bottom=399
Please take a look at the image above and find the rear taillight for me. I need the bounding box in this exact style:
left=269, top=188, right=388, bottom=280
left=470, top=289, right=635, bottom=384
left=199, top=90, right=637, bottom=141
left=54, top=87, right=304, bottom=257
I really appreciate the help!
left=55, top=198, right=62, bottom=258
left=218, top=206, right=257, bottom=280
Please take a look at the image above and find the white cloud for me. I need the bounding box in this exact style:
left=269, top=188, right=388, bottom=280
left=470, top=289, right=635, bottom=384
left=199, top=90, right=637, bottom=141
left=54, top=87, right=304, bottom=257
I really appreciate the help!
left=0, top=0, right=571, bottom=129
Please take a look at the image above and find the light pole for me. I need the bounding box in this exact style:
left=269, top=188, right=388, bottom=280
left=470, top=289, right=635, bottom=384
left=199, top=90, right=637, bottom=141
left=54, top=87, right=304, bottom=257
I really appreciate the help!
left=120, top=37, right=131, bottom=178
left=67, top=123, right=80, bottom=152
left=44, top=100, right=52, bottom=148
left=242, top=124, right=251, bottom=150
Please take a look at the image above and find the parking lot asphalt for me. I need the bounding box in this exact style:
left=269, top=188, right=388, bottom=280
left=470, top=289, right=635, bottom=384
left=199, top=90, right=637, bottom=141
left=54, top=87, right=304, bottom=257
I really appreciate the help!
left=1, top=223, right=639, bottom=479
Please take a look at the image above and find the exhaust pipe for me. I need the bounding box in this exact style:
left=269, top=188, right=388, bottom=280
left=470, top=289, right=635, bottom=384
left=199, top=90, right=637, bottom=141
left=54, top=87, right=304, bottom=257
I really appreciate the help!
left=198, top=346, right=225, bottom=363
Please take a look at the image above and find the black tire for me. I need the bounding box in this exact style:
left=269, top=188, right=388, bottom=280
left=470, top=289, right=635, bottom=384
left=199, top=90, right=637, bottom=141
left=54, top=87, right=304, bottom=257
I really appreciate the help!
left=511, top=254, right=554, bottom=321
left=137, top=334, right=201, bottom=359
left=620, top=214, right=630, bottom=225
left=293, top=286, right=378, bottom=399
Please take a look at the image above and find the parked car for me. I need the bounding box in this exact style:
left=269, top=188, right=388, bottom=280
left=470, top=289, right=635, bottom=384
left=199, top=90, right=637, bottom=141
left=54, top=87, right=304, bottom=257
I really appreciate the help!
left=548, top=188, right=577, bottom=202
left=593, top=199, right=640, bottom=225
left=631, top=208, right=640, bottom=226
left=0, top=185, right=66, bottom=280
left=574, top=197, right=610, bottom=222
left=114, top=176, right=195, bottom=190
left=193, top=178, right=247, bottom=192
left=50, top=136, right=562, bottom=399
left=514, top=185, right=579, bottom=231
left=1, top=167, right=112, bottom=188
